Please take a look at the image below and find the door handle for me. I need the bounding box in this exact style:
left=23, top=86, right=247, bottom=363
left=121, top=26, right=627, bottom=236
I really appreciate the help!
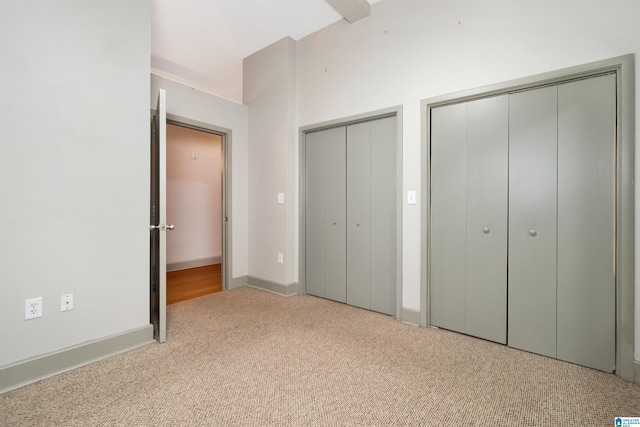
left=483, top=227, right=490, bottom=234
left=528, top=229, right=537, bottom=237
left=149, top=224, right=174, bottom=231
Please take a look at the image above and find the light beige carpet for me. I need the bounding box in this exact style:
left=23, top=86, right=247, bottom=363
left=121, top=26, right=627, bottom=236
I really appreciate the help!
left=1, top=287, right=639, bottom=426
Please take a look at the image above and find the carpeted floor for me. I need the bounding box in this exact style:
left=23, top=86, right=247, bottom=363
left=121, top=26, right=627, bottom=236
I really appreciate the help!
left=1, top=287, right=639, bottom=426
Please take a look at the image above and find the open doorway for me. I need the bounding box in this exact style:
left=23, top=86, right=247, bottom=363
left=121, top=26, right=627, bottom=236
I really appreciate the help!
left=150, top=92, right=233, bottom=342
left=165, top=122, right=225, bottom=304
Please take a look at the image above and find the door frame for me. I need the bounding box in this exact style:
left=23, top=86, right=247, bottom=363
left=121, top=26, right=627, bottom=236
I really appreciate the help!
left=165, top=114, right=233, bottom=292
left=298, top=106, right=403, bottom=319
left=421, top=54, right=635, bottom=381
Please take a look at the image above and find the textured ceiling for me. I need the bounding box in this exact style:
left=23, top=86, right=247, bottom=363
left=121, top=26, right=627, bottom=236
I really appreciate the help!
left=151, top=0, right=377, bottom=103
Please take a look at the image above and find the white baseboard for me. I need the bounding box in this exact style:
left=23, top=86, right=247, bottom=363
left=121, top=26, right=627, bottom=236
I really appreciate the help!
left=167, top=256, right=222, bottom=272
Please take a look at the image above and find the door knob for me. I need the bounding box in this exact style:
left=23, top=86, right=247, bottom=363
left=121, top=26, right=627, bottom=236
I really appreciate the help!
left=332, top=220, right=337, bottom=225
left=150, top=224, right=174, bottom=231
left=483, top=227, right=490, bottom=234
left=356, top=221, right=360, bottom=227
left=528, top=229, right=537, bottom=237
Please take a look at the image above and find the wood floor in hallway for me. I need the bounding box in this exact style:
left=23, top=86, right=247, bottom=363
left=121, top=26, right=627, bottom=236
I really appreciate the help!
left=167, top=264, right=222, bottom=305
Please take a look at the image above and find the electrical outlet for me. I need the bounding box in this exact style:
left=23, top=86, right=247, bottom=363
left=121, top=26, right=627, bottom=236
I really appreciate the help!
left=25, top=297, right=43, bottom=320
left=61, top=293, right=74, bottom=312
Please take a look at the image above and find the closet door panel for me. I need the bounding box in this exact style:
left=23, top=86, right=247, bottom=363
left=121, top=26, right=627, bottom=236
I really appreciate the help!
left=324, top=127, right=348, bottom=303
left=370, top=116, right=397, bottom=316
left=347, top=122, right=371, bottom=310
left=430, top=103, right=467, bottom=333
left=305, top=127, right=347, bottom=302
left=508, top=87, right=558, bottom=358
left=465, top=95, right=508, bottom=344
left=557, top=75, right=616, bottom=372
left=305, top=131, right=327, bottom=298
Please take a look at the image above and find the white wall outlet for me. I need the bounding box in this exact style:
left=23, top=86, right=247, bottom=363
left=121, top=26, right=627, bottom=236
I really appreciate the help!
left=277, top=192, right=285, bottom=204
left=277, top=252, right=284, bottom=264
left=25, top=297, right=43, bottom=320
left=61, top=293, right=74, bottom=312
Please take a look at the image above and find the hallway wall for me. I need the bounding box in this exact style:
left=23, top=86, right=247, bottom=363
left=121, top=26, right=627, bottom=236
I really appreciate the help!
left=166, top=124, right=223, bottom=269
left=151, top=74, right=249, bottom=283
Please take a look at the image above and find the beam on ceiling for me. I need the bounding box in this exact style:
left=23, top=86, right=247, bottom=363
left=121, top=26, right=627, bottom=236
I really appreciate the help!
left=326, top=0, right=371, bottom=23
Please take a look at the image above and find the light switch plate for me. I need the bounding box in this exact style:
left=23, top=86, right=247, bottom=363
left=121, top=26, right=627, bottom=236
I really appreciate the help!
left=407, top=190, right=417, bottom=205
left=277, top=192, right=285, bottom=204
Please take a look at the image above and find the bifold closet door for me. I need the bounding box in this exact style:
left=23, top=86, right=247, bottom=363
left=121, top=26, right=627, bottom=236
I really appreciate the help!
left=346, top=122, right=371, bottom=310
left=508, top=86, right=558, bottom=358
left=509, top=76, right=616, bottom=371
left=305, top=127, right=346, bottom=303
left=556, top=75, right=615, bottom=372
left=465, top=96, right=508, bottom=343
left=370, top=117, right=397, bottom=315
left=430, top=97, right=507, bottom=340
left=347, top=116, right=397, bottom=315
left=430, top=74, right=616, bottom=371
left=430, top=103, right=467, bottom=334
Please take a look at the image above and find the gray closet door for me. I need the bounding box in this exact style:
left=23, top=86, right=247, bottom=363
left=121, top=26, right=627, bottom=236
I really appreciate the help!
left=465, top=95, right=508, bottom=344
left=307, top=117, right=396, bottom=315
left=305, top=127, right=347, bottom=303
left=347, top=117, right=397, bottom=315
left=370, top=116, right=397, bottom=315
left=430, top=97, right=507, bottom=340
left=346, top=122, right=372, bottom=310
left=508, top=86, right=558, bottom=358
left=557, top=74, right=616, bottom=372
left=430, top=103, right=467, bottom=333
left=429, top=74, right=616, bottom=372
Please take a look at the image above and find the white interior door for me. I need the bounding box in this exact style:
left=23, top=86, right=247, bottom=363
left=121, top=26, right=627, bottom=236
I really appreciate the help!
left=150, top=89, right=168, bottom=343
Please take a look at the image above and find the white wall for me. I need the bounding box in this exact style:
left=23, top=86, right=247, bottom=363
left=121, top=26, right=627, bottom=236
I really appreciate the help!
left=166, top=124, right=222, bottom=267
left=151, top=74, right=249, bottom=280
left=244, top=38, right=297, bottom=285
left=294, top=0, right=640, bottom=358
left=0, top=0, right=151, bottom=366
